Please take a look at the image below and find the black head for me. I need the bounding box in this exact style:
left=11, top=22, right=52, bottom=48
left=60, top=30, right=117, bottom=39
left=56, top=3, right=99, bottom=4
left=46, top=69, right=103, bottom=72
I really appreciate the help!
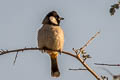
left=42, top=11, right=64, bottom=26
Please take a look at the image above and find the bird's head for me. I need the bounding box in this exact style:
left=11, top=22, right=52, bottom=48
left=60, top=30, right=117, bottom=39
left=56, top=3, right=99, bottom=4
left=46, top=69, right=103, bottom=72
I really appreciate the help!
left=42, top=11, right=64, bottom=26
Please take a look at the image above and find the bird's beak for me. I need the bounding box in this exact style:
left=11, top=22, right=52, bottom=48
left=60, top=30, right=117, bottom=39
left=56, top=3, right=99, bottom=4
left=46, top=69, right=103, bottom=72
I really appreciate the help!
left=59, top=17, right=64, bottom=20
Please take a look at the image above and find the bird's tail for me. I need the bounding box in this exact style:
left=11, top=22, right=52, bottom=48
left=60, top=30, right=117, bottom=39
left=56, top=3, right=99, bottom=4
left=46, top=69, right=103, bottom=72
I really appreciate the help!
left=50, top=52, right=60, bottom=77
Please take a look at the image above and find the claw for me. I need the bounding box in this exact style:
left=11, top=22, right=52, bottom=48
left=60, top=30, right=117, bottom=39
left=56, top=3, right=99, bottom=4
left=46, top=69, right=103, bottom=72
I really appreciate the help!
left=59, top=50, right=62, bottom=55
left=41, top=47, right=48, bottom=53
left=41, top=50, right=45, bottom=53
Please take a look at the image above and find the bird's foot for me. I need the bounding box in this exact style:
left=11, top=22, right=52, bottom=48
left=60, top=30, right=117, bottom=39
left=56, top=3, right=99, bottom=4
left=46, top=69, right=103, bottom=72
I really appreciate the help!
left=40, top=47, right=47, bottom=53
left=41, top=50, right=45, bottom=53
left=59, top=50, right=62, bottom=55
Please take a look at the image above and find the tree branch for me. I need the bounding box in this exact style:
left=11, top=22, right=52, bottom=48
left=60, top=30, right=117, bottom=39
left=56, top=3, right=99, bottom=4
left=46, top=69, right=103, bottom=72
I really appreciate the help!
left=0, top=48, right=101, bottom=80
left=94, top=63, right=120, bottom=66
left=0, top=31, right=101, bottom=80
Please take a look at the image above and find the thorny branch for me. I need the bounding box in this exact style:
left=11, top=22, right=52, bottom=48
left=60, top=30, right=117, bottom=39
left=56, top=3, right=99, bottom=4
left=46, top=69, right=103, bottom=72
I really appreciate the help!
left=0, top=32, right=101, bottom=80
left=0, top=48, right=101, bottom=80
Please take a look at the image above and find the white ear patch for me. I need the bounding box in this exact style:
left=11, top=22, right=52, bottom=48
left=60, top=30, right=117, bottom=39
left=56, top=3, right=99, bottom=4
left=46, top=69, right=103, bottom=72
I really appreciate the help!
left=49, top=16, right=58, bottom=25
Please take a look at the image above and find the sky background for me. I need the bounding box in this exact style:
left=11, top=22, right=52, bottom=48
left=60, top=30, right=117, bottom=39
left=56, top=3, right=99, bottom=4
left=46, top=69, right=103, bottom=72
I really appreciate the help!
left=0, top=0, right=120, bottom=80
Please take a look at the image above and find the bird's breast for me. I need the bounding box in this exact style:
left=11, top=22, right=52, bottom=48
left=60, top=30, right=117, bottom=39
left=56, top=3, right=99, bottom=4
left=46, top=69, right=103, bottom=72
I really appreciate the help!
left=38, top=24, right=64, bottom=51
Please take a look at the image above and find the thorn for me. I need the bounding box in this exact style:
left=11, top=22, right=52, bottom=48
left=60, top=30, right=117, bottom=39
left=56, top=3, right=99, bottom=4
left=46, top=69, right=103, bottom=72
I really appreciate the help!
left=1, top=49, right=5, bottom=52
left=72, top=48, right=75, bottom=51
left=83, top=58, right=87, bottom=62
left=72, top=48, right=78, bottom=54
left=24, top=47, right=27, bottom=49
left=13, top=52, right=19, bottom=65
left=21, top=49, right=24, bottom=52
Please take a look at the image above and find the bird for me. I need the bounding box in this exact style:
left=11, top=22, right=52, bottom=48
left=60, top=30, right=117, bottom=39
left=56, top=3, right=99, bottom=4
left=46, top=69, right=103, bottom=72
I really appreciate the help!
left=37, top=11, right=64, bottom=77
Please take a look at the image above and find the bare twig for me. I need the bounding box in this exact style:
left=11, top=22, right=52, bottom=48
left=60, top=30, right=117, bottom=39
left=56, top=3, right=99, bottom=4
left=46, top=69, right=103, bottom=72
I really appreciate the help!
left=69, top=68, right=87, bottom=70
left=0, top=47, right=39, bottom=55
left=94, top=63, right=120, bottom=66
left=80, top=31, right=100, bottom=54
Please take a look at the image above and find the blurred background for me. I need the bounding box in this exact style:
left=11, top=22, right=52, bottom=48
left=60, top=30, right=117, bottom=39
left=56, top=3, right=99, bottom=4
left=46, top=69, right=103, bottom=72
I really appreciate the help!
left=0, top=0, right=120, bottom=80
